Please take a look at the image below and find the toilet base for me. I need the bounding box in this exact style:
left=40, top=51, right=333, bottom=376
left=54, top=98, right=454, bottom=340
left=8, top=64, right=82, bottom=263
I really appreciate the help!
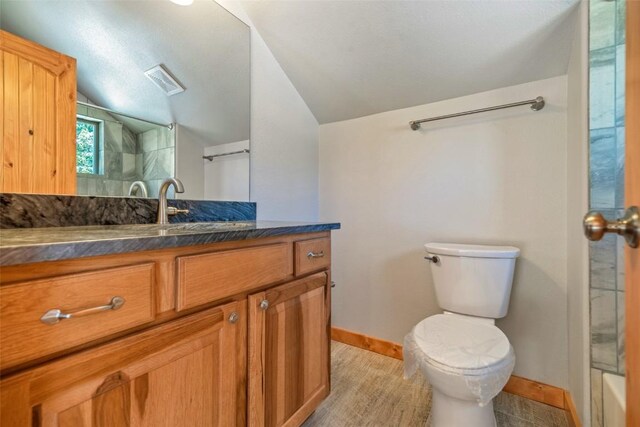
left=430, top=388, right=496, bottom=427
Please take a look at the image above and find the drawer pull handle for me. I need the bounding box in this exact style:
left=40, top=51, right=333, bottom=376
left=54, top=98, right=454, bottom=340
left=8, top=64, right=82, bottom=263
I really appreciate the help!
left=307, top=251, right=325, bottom=259
left=40, top=296, right=126, bottom=325
left=259, top=299, right=269, bottom=310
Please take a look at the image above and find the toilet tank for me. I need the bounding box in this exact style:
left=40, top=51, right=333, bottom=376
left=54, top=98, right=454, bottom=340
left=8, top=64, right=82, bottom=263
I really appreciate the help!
left=425, top=243, right=520, bottom=319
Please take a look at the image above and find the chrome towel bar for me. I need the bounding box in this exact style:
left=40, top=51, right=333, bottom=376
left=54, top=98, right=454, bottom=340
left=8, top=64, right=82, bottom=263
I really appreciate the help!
left=409, top=96, right=545, bottom=130
left=203, top=149, right=250, bottom=161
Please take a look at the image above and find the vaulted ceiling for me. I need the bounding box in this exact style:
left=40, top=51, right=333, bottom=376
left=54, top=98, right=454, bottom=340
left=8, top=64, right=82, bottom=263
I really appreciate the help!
left=1, top=0, right=580, bottom=130
left=239, top=0, right=580, bottom=124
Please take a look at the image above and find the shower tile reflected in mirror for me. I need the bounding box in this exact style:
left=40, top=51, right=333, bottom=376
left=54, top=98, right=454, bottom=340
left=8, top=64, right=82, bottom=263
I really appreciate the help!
left=76, top=102, right=175, bottom=199
left=588, top=0, right=626, bottom=425
left=139, top=127, right=176, bottom=198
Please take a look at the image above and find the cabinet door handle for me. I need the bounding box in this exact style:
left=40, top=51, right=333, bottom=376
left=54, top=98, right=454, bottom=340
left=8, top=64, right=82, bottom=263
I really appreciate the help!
left=40, top=296, right=125, bottom=325
left=228, top=312, right=239, bottom=324
left=259, top=299, right=269, bottom=310
left=307, top=251, right=325, bottom=259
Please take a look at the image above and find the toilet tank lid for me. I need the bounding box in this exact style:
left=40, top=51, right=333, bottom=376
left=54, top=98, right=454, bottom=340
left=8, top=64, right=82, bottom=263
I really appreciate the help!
left=424, top=243, right=520, bottom=259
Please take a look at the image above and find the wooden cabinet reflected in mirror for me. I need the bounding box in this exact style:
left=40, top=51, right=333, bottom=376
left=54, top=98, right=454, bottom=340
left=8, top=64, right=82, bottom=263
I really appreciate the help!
left=1, top=0, right=250, bottom=201
left=1, top=30, right=77, bottom=195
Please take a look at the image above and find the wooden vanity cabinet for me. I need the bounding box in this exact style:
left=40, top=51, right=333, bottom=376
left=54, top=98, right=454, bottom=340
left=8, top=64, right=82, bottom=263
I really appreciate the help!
left=248, top=272, right=330, bottom=427
left=1, top=301, right=247, bottom=427
left=0, top=232, right=332, bottom=427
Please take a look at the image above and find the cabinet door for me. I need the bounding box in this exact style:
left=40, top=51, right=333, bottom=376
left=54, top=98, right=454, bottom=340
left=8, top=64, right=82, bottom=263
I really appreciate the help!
left=0, top=301, right=246, bottom=427
left=1, top=30, right=77, bottom=194
left=248, top=272, right=330, bottom=427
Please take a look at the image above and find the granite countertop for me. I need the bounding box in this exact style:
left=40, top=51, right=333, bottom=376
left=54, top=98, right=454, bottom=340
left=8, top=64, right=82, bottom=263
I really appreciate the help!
left=0, top=221, right=341, bottom=266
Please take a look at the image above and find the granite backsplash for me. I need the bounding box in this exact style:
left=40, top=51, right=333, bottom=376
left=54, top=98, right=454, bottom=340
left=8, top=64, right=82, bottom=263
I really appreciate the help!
left=0, top=193, right=256, bottom=229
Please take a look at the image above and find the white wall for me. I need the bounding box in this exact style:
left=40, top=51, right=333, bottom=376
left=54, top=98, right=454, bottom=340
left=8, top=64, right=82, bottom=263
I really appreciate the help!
left=566, top=1, right=590, bottom=423
left=320, top=76, right=570, bottom=388
left=204, top=140, right=250, bottom=201
left=175, top=125, right=205, bottom=200
left=217, top=1, right=319, bottom=221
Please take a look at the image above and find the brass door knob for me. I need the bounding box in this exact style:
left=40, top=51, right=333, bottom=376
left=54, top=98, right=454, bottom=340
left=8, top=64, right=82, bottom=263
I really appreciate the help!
left=583, top=206, right=639, bottom=248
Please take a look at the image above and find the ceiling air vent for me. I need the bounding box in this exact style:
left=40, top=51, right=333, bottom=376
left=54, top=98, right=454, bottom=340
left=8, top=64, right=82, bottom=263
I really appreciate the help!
left=144, top=64, right=185, bottom=96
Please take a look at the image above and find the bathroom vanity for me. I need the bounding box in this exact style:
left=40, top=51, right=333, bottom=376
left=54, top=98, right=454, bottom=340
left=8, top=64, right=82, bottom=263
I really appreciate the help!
left=0, top=221, right=339, bottom=426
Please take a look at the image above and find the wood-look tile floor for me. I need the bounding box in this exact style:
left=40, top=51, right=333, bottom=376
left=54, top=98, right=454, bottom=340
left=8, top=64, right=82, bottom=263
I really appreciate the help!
left=302, top=341, right=569, bottom=427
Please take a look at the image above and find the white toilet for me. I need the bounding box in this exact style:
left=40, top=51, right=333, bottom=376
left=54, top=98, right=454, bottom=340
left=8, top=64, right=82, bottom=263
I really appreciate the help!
left=404, top=242, right=520, bottom=427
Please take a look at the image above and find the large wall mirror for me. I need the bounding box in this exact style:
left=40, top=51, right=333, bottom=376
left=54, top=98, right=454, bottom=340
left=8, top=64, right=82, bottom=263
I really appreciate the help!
left=1, top=0, right=250, bottom=201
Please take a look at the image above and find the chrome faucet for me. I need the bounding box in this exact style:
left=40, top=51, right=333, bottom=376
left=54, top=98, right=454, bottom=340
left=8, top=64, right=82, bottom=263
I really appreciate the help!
left=156, top=178, right=189, bottom=224
left=128, top=181, right=148, bottom=198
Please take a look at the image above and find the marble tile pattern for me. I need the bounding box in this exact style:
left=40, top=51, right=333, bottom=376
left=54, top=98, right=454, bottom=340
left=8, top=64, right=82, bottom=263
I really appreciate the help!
left=588, top=0, right=626, bottom=383
left=0, top=220, right=340, bottom=266
left=617, top=291, right=625, bottom=373
left=590, top=284, right=625, bottom=377
left=589, top=233, right=617, bottom=290
left=615, top=0, right=626, bottom=44
left=615, top=127, right=625, bottom=208
left=590, top=289, right=617, bottom=372
left=302, top=342, right=568, bottom=427
left=138, top=127, right=176, bottom=188
left=589, top=129, right=617, bottom=209
left=615, top=44, right=625, bottom=126
left=589, top=47, right=616, bottom=130
left=616, top=236, right=625, bottom=291
left=76, top=107, right=176, bottom=198
left=589, top=0, right=616, bottom=51
left=122, top=126, right=137, bottom=154
left=0, top=193, right=257, bottom=229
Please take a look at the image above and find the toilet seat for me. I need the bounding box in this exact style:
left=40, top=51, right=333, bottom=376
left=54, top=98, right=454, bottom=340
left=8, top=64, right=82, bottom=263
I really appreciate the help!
left=404, top=314, right=516, bottom=408
left=412, top=314, right=512, bottom=374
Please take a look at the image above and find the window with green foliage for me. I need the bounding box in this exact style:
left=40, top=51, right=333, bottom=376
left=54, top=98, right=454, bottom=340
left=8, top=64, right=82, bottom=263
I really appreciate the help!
left=76, top=118, right=100, bottom=174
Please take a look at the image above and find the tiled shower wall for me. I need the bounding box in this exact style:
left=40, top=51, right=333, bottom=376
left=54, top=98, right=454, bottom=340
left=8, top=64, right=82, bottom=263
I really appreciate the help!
left=588, top=0, right=625, bottom=425
left=138, top=127, right=176, bottom=198
left=76, top=105, right=143, bottom=196
left=76, top=103, right=175, bottom=198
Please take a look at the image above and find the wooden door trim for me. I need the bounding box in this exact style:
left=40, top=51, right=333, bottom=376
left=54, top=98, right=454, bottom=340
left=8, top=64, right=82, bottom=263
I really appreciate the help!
left=625, top=1, right=640, bottom=425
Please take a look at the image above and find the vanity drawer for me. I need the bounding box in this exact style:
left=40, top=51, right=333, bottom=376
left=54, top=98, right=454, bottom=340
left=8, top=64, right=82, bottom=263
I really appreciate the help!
left=295, top=237, right=331, bottom=276
left=0, top=263, right=155, bottom=371
left=176, top=242, right=293, bottom=311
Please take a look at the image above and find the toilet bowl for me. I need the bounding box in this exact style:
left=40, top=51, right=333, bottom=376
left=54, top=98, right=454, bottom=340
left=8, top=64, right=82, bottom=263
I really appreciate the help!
left=404, top=243, right=520, bottom=427
left=404, top=314, right=515, bottom=426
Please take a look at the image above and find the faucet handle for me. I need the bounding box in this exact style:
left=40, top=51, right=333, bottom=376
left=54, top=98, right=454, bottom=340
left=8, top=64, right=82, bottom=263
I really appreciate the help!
left=167, top=207, right=190, bottom=216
